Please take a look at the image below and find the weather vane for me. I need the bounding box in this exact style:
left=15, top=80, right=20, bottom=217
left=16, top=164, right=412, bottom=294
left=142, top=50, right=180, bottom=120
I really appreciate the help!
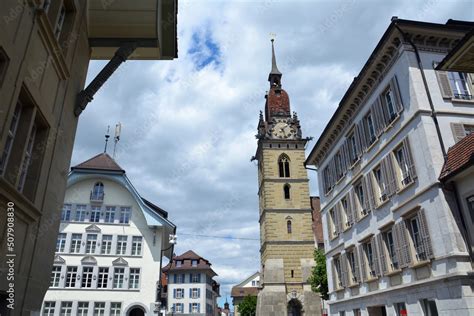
left=270, top=32, right=276, bottom=42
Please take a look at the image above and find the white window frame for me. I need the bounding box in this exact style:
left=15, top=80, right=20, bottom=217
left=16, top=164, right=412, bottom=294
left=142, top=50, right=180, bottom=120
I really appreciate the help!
left=81, top=266, right=93, bottom=288
left=116, top=235, right=127, bottom=255
left=93, top=302, right=106, bottom=316
left=97, top=267, right=108, bottom=288
left=50, top=265, right=61, bottom=287
left=105, top=206, right=115, bottom=223
left=85, top=234, right=97, bottom=254
left=129, top=268, right=140, bottom=289
left=56, top=233, right=67, bottom=252
left=75, top=204, right=87, bottom=221
left=101, top=235, right=112, bottom=254
left=60, top=302, right=73, bottom=316
left=131, top=236, right=142, bottom=256
left=70, top=233, right=82, bottom=253
left=113, top=267, right=125, bottom=289
left=65, top=266, right=77, bottom=288
left=77, top=302, right=89, bottom=316
left=43, top=302, right=56, bottom=316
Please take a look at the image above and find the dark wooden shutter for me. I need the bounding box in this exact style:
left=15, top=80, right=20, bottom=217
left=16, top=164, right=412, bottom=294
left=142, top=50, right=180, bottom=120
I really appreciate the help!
left=358, top=245, right=367, bottom=282
left=418, top=209, right=434, bottom=259
left=356, top=121, right=367, bottom=153
left=403, top=138, right=417, bottom=181
left=376, top=233, right=388, bottom=275
left=335, top=203, right=343, bottom=234
left=353, top=248, right=361, bottom=283
left=331, top=259, right=337, bottom=290
left=371, top=237, right=381, bottom=277
left=364, top=175, right=375, bottom=211
left=391, top=76, right=404, bottom=113
left=450, top=123, right=467, bottom=143
left=346, top=193, right=354, bottom=226
left=349, top=189, right=358, bottom=222
left=397, top=220, right=412, bottom=268
left=341, top=253, right=348, bottom=287
left=435, top=70, right=454, bottom=99
left=372, top=99, right=385, bottom=136
left=386, top=154, right=398, bottom=195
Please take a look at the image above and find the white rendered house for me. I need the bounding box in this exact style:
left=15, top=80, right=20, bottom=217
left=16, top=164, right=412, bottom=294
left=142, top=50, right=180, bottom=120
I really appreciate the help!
left=164, top=251, right=220, bottom=316
left=41, top=153, right=176, bottom=316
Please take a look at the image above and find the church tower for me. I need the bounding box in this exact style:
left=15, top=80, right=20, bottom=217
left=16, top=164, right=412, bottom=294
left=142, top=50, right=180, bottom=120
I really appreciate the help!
left=255, top=39, right=321, bottom=316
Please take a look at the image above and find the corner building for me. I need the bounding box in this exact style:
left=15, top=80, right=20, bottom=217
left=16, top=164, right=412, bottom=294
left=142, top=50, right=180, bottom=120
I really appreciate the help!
left=306, top=18, right=474, bottom=316
left=255, top=40, right=321, bottom=316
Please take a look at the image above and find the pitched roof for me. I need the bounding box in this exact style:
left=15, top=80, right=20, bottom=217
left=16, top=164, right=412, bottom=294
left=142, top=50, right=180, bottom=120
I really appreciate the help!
left=142, top=197, right=168, bottom=219
left=440, top=133, right=474, bottom=181
left=162, top=250, right=216, bottom=275
left=71, top=153, right=124, bottom=173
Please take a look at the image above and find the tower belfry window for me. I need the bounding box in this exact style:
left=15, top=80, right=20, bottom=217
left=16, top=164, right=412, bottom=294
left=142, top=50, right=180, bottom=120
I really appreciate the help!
left=284, top=184, right=291, bottom=200
left=287, top=220, right=292, bottom=234
left=278, top=155, right=290, bottom=177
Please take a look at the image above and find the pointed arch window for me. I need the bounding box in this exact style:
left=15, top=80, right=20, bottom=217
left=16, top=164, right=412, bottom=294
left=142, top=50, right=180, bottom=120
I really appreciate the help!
left=278, top=154, right=290, bottom=178
left=91, top=182, right=104, bottom=201
left=284, top=184, right=291, bottom=200
left=287, top=220, right=292, bottom=234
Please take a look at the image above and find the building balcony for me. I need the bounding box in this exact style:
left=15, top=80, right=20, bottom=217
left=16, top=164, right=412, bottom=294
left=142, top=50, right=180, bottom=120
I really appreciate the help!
left=90, top=191, right=104, bottom=202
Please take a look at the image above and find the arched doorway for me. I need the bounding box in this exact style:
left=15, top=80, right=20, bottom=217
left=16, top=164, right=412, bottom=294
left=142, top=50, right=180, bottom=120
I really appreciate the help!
left=128, top=306, right=145, bottom=316
left=288, top=299, right=303, bottom=316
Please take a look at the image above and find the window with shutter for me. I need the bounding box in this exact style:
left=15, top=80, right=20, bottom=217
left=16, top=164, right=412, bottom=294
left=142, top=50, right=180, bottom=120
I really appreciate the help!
left=383, top=227, right=400, bottom=272
left=329, top=208, right=338, bottom=239
left=346, top=248, right=359, bottom=285
left=358, top=245, right=367, bottom=282
left=416, top=209, right=434, bottom=260
left=354, top=181, right=367, bottom=219
left=333, top=256, right=343, bottom=289
left=335, top=204, right=343, bottom=235
left=370, top=237, right=381, bottom=278
left=372, top=165, right=387, bottom=206
left=396, top=220, right=412, bottom=268
left=376, top=233, right=388, bottom=276
left=363, top=175, right=376, bottom=212
left=435, top=68, right=454, bottom=99
left=450, top=123, right=468, bottom=143
left=391, top=76, right=404, bottom=113
left=447, top=71, right=472, bottom=100
left=342, top=194, right=353, bottom=228
left=340, top=253, right=348, bottom=288
left=372, top=99, right=386, bottom=136
left=384, top=154, right=399, bottom=196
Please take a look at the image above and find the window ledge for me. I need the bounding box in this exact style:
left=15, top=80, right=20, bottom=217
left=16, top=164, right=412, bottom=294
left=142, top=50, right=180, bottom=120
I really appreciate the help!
left=384, top=269, right=402, bottom=277
left=409, top=260, right=431, bottom=269
left=383, top=114, right=401, bottom=132
left=394, top=180, right=416, bottom=200
left=376, top=197, right=390, bottom=209
left=450, top=98, right=474, bottom=105
left=347, top=282, right=360, bottom=288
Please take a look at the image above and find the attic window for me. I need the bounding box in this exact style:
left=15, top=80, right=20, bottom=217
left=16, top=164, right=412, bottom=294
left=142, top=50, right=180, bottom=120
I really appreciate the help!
left=192, top=259, right=198, bottom=267
left=176, top=260, right=182, bottom=267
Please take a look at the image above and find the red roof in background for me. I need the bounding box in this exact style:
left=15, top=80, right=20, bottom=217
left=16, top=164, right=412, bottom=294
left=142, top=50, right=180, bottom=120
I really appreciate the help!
left=311, top=197, right=323, bottom=245
left=440, top=133, right=474, bottom=181
left=72, top=153, right=124, bottom=173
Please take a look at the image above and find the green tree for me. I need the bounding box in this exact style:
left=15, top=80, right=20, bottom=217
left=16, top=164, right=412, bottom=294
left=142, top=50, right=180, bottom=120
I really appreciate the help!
left=237, top=295, right=257, bottom=316
left=308, top=248, right=329, bottom=300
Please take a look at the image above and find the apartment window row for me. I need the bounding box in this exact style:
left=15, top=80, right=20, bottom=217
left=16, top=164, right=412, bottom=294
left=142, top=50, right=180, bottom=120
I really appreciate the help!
left=171, top=303, right=201, bottom=314
left=337, top=300, right=437, bottom=316
left=56, top=232, right=142, bottom=256
left=322, top=76, right=404, bottom=194
left=327, top=138, right=416, bottom=239
left=60, top=203, right=131, bottom=224
left=50, top=265, right=141, bottom=290
left=172, top=273, right=202, bottom=284
left=43, top=301, right=121, bottom=316
left=331, top=208, right=433, bottom=290
left=0, top=90, right=50, bottom=202
left=172, top=288, right=202, bottom=299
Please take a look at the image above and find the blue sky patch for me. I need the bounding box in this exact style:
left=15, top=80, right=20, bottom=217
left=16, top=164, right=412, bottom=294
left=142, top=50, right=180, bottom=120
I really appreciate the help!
left=188, top=30, right=222, bottom=70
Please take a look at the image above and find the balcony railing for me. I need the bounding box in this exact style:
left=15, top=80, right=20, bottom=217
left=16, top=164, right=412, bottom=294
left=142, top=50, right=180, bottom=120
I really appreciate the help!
left=90, top=191, right=104, bottom=202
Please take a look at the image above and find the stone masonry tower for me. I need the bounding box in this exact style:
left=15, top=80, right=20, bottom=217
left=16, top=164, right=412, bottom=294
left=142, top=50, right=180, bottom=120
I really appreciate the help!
left=255, top=40, right=321, bottom=316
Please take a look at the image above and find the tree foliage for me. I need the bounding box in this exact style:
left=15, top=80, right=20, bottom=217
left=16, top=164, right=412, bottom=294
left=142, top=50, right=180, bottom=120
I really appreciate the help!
left=308, top=248, right=329, bottom=300
left=237, top=295, right=257, bottom=316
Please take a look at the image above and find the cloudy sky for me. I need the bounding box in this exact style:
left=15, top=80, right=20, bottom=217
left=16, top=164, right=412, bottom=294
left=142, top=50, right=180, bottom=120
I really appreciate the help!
left=71, top=0, right=473, bottom=307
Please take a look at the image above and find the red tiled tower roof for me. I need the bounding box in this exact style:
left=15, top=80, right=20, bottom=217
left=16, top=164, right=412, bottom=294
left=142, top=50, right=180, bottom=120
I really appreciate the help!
left=439, top=133, right=474, bottom=181
left=72, top=153, right=124, bottom=173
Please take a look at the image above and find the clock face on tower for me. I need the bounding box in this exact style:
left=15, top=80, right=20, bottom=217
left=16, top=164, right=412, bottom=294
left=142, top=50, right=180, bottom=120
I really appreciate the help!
left=271, top=121, right=296, bottom=139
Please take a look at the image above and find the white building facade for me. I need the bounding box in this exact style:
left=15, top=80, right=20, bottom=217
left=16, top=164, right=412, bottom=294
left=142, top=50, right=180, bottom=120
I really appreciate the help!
left=231, top=272, right=260, bottom=316
left=164, top=251, right=220, bottom=316
left=306, top=19, right=474, bottom=316
left=41, top=153, right=176, bottom=316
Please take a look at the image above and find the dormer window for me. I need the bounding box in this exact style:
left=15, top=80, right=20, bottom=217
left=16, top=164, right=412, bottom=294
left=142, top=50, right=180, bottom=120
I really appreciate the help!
left=176, top=260, right=182, bottom=267
left=91, top=182, right=104, bottom=202
left=192, top=259, right=198, bottom=267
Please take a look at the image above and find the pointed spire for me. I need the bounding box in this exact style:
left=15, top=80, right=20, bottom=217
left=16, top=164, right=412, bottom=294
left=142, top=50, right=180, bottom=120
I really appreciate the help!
left=270, top=38, right=282, bottom=76
left=268, top=36, right=282, bottom=86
